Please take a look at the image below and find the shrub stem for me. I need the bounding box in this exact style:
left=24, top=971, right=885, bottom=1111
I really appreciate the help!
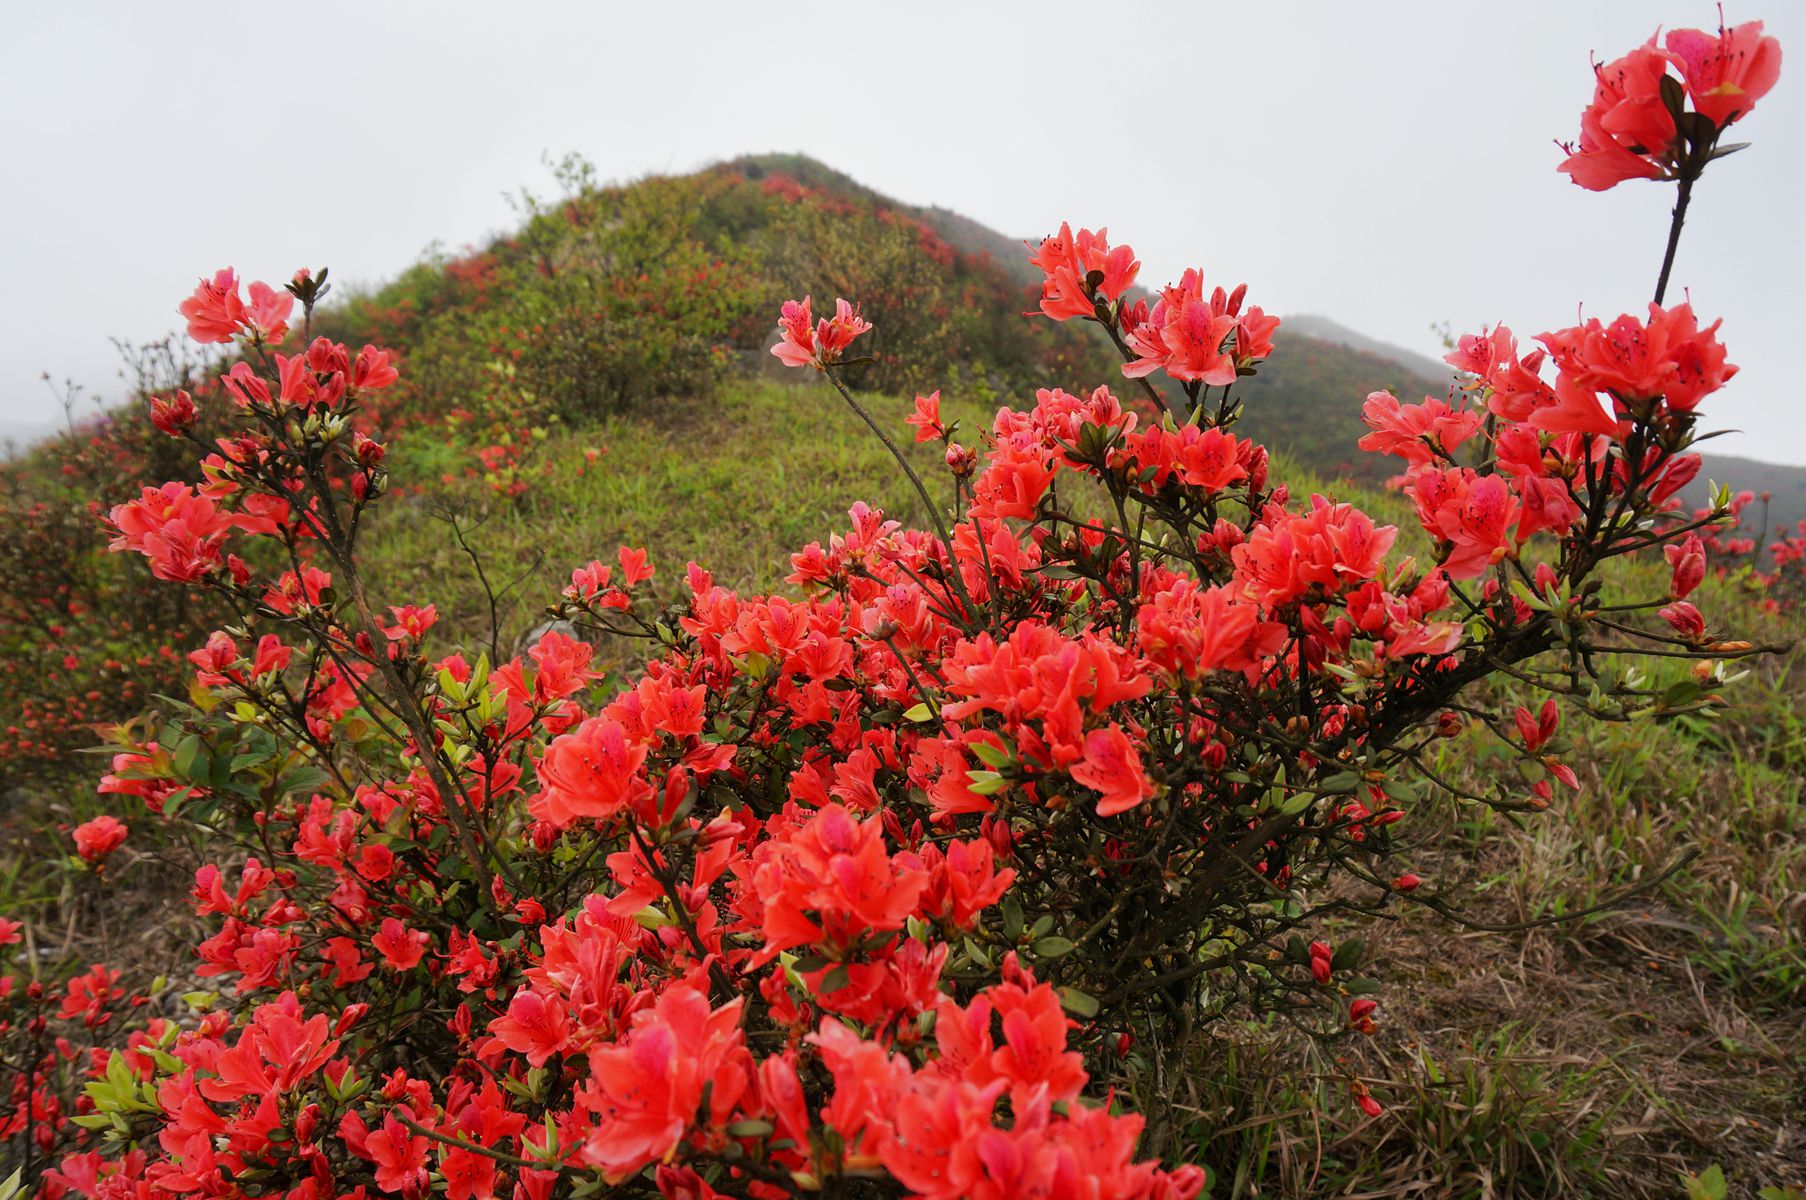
left=1653, top=175, right=1694, bottom=306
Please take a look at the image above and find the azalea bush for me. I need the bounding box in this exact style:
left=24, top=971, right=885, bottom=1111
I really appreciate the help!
left=498, top=165, right=769, bottom=418
left=1, top=15, right=1787, bottom=1200
left=0, top=341, right=234, bottom=774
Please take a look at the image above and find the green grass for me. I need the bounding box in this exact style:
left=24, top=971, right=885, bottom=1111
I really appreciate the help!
left=1169, top=562, right=1806, bottom=1195
left=363, top=378, right=999, bottom=661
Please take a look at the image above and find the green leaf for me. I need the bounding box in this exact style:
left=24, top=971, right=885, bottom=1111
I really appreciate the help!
left=966, top=770, right=1007, bottom=796
left=1057, top=987, right=1100, bottom=1017
left=1684, top=1165, right=1728, bottom=1200
left=275, top=766, right=330, bottom=797
left=105, top=1050, right=132, bottom=1092
left=1001, top=896, right=1025, bottom=940
left=159, top=786, right=194, bottom=818
left=1033, top=936, right=1076, bottom=959
left=1662, top=679, right=1702, bottom=708
left=171, top=734, right=204, bottom=781
left=1658, top=72, right=1687, bottom=124
left=1330, top=939, right=1364, bottom=972
left=1317, top=771, right=1360, bottom=794
left=1279, top=790, right=1315, bottom=815
left=969, top=741, right=1013, bottom=770
left=900, top=702, right=933, bottom=723
left=1381, top=778, right=1421, bottom=805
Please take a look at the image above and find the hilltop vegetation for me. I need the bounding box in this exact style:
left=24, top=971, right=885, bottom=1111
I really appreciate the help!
left=312, top=154, right=1119, bottom=417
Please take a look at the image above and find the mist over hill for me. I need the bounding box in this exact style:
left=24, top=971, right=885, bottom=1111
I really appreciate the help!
left=0, top=413, right=61, bottom=455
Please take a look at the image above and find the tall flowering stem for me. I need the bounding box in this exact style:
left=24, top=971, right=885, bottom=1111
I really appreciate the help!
left=822, top=363, right=974, bottom=620
left=1550, top=16, right=1782, bottom=300
left=1655, top=174, right=1695, bottom=305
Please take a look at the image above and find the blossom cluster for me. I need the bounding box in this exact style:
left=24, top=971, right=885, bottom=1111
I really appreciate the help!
left=1558, top=17, right=1780, bottom=190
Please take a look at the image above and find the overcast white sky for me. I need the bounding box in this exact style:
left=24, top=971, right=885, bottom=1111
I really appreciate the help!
left=3, top=2, right=1802, bottom=463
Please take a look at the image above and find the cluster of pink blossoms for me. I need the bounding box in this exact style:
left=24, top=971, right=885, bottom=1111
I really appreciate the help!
left=769, top=296, right=872, bottom=370
left=1367, top=303, right=1734, bottom=640
left=1559, top=16, right=1780, bottom=189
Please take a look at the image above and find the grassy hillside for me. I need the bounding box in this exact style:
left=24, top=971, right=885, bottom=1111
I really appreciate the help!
left=19, top=151, right=1801, bottom=536
left=1231, top=333, right=1449, bottom=488
left=364, top=379, right=993, bottom=657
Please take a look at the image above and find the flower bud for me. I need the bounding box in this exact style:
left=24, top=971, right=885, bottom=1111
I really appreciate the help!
left=1665, top=534, right=1707, bottom=600
left=295, top=1103, right=321, bottom=1144
left=150, top=391, right=198, bottom=436
left=981, top=814, right=1014, bottom=860
left=333, top=1003, right=370, bottom=1036
left=1660, top=600, right=1705, bottom=639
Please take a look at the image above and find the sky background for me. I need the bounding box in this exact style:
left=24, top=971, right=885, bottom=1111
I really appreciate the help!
left=3, top=1, right=1802, bottom=462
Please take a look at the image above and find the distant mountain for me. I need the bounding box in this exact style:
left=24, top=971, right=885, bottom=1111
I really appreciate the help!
left=1228, top=331, right=1448, bottom=489
left=1267, top=316, right=1806, bottom=533
left=1685, top=452, right=1806, bottom=535
left=1280, top=315, right=1455, bottom=388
